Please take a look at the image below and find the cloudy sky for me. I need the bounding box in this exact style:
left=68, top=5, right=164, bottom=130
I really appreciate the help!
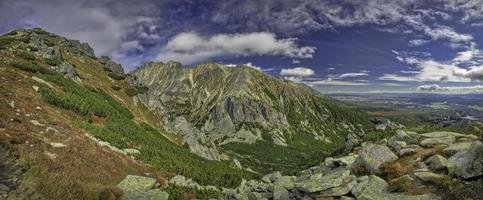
left=2, top=0, right=483, bottom=93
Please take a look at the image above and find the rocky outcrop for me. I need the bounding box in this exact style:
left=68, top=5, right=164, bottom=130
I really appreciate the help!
left=98, top=56, right=125, bottom=77
left=447, top=143, right=483, bottom=179
left=117, top=175, right=169, bottom=200
left=352, top=143, right=398, bottom=174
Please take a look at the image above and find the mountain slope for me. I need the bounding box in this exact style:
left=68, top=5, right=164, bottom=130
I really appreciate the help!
left=128, top=61, right=371, bottom=173
left=0, top=28, right=255, bottom=199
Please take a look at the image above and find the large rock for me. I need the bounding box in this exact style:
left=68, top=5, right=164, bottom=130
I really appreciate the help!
left=388, top=130, right=418, bottom=145
left=443, top=141, right=481, bottom=156
left=295, top=167, right=352, bottom=193
left=272, top=184, right=289, bottom=200
left=352, top=143, right=398, bottom=175
left=447, top=143, right=483, bottom=179
left=168, top=175, right=201, bottom=189
left=57, top=61, right=81, bottom=82
left=117, top=175, right=168, bottom=200
left=414, top=172, right=446, bottom=184
left=424, top=155, right=447, bottom=171
left=353, top=175, right=438, bottom=200
left=420, top=137, right=455, bottom=147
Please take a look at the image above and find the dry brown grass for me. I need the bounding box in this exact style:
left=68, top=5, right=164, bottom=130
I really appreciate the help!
left=0, top=62, right=169, bottom=199
left=379, top=145, right=445, bottom=195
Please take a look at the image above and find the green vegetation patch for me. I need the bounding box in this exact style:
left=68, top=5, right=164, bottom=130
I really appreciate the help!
left=11, top=62, right=54, bottom=74
left=362, top=130, right=397, bottom=142
left=45, top=58, right=62, bottom=66
left=34, top=71, right=254, bottom=188
left=162, top=184, right=220, bottom=200
left=18, top=52, right=36, bottom=60
left=0, top=37, right=15, bottom=49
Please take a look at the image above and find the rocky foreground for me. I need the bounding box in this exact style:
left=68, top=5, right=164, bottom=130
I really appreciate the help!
left=116, top=130, right=482, bottom=200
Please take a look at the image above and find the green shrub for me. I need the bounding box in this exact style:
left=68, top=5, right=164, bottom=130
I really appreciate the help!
left=11, top=62, right=53, bottom=74
left=44, top=39, right=56, bottom=47
left=19, top=36, right=30, bottom=43
left=0, top=37, right=15, bottom=49
left=18, top=52, right=36, bottom=60
left=107, top=72, right=125, bottom=80
left=45, top=58, right=62, bottom=66
left=363, top=130, right=397, bottom=142
left=124, top=88, right=138, bottom=96
left=4, top=31, right=17, bottom=36
left=29, top=46, right=39, bottom=52
left=163, top=184, right=220, bottom=200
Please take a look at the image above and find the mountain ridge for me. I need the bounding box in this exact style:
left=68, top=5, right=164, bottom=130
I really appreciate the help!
left=127, top=60, right=371, bottom=172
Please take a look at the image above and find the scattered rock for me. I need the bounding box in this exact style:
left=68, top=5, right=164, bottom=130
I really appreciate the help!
left=389, top=130, right=419, bottom=145
left=296, top=167, right=351, bottom=193
left=424, top=155, right=447, bottom=171
left=49, top=142, right=66, bottom=148
left=414, top=172, right=445, bottom=184
left=29, top=120, right=44, bottom=127
left=388, top=140, right=407, bottom=152
left=168, top=175, right=201, bottom=189
left=399, top=148, right=416, bottom=156
left=31, top=76, right=54, bottom=88
left=447, top=143, right=483, bottom=179
left=118, top=175, right=157, bottom=192
left=353, top=175, right=438, bottom=200
left=117, top=175, right=168, bottom=200
left=352, top=143, right=398, bottom=175
left=44, top=151, right=57, bottom=159
left=122, top=148, right=141, bottom=156
left=7, top=101, right=14, bottom=109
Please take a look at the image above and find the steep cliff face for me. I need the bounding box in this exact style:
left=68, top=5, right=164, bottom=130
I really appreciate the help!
left=128, top=62, right=370, bottom=170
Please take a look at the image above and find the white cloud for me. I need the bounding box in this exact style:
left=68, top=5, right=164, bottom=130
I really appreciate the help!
left=409, top=39, right=429, bottom=46
left=280, top=67, right=315, bottom=77
left=417, top=84, right=483, bottom=93
left=225, top=62, right=262, bottom=71
left=338, top=72, right=369, bottom=78
left=156, top=32, right=316, bottom=64
left=306, top=80, right=371, bottom=86
left=453, top=66, right=483, bottom=81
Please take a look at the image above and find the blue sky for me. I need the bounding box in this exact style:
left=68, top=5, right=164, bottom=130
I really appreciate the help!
left=1, top=0, right=483, bottom=93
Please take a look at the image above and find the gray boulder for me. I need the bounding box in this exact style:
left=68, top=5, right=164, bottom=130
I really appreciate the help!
left=117, top=175, right=168, bottom=200
left=443, top=141, right=481, bottom=156
left=57, top=61, right=81, bottom=82
left=272, top=184, right=289, bottom=200
left=353, top=175, right=438, bottom=200
left=352, top=143, right=398, bottom=175
left=420, top=136, right=455, bottom=147
left=447, top=143, right=483, bottom=179
left=424, top=155, right=447, bottom=171
left=295, top=167, right=352, bottom=193
left=414, top=172, right=446, bottom=184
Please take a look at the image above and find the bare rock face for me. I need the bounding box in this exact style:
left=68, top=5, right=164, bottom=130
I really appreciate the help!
left=127, top=61, right=369, bottom=160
